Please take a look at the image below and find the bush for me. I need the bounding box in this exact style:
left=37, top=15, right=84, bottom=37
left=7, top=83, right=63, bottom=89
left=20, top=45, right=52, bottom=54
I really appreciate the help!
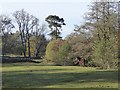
left=1, top=56, right=43, bottom=63
left=45, top=39, right=62, bottom=62
left=1, top=56, right=32, bottom=63
left=45, top=39, right=72, bottom=65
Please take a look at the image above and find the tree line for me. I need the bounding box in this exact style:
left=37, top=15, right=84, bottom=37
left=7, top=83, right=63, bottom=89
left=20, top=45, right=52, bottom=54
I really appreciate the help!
left=0, top=1, right=119, bottom=69
left=45, top=1, right=118, bottom=68
left=0, top=9, right=48, bottom=58
left=65, top=1, right=118, bottom=69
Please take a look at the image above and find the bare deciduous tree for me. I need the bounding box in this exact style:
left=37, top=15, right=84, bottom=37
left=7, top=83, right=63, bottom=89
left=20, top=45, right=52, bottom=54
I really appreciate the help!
left=13, top=9, right=39, bottom=57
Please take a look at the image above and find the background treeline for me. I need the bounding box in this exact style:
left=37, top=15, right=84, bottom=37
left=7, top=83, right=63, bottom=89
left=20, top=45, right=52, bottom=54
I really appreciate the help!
left=0, top=1, right=119, bottom=69
left=0, top=9, right=48, bottom=58
left=66, top=2, right=118, bottom=69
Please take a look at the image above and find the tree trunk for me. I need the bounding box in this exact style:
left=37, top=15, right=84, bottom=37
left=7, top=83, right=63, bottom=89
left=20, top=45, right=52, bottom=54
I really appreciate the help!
left=27, top=36, right=31, bottom=58
left=35, top=44, right=41, bottom=57
left=20, top=29, right=26, bottom=57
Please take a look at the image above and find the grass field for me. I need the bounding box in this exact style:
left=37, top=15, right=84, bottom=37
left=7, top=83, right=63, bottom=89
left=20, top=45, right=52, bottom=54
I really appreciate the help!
left=2, top=63, right=118, bottom=88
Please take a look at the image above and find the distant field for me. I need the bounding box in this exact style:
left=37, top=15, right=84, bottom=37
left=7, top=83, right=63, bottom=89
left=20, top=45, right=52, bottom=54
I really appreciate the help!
left=2, top=63, right=118, bottom=88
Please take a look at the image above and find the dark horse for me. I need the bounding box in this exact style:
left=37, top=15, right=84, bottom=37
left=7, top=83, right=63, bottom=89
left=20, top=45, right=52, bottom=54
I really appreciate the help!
left=73, top=57, right=85, bottom=66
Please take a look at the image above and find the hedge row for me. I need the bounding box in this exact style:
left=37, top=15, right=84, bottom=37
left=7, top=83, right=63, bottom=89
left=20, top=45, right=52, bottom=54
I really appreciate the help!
left=1, top=56, right=40, bottom=63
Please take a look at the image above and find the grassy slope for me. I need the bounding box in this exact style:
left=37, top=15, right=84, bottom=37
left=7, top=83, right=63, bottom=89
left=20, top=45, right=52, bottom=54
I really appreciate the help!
left=2, top=63, right=118, bottom=88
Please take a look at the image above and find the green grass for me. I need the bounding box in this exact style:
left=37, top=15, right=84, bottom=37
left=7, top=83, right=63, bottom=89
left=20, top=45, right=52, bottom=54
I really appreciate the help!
left=2, top=63, right=118, bottom=88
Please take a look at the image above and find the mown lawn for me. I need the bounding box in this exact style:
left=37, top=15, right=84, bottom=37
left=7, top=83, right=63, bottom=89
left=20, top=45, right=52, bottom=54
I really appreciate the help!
left=2, top=63, right=118, bottom=88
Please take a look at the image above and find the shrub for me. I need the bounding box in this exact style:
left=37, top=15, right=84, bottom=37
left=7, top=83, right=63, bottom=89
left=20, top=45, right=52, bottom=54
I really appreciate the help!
left=2, top=56, right=32, bottom=63
left=45, top=39, right=72, bottom=65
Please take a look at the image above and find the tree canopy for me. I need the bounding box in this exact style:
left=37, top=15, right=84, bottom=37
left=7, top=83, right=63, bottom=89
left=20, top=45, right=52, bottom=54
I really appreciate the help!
left=45, top=15, right=66, bottom=40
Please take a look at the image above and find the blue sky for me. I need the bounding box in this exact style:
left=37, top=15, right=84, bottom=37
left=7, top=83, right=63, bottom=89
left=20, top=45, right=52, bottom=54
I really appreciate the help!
left=0, top=0, right=91, bottom=38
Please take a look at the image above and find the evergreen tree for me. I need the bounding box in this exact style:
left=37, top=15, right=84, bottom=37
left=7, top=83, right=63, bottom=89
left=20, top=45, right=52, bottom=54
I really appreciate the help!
left=45, top=15, right=66, bottom=40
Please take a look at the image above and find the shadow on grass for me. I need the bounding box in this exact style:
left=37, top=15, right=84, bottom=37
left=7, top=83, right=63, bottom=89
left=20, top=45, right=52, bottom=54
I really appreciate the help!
left=2, top=69, right=118, bottom=88
left=2, top=88, right=119, bottom=90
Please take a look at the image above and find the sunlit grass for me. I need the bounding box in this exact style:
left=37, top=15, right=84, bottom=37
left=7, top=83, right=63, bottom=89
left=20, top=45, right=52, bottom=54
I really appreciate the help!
left=2, top=63, right=118, bottom=88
